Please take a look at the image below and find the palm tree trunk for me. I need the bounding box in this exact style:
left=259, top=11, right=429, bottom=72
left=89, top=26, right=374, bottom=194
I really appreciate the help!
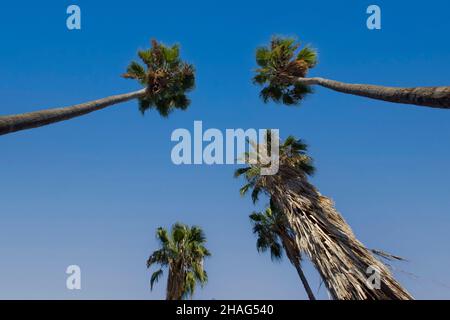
left=166, top=264, right=186, bottom=300
left=279, top=234, right=316, bottom=300
left=269, top=168, right=413, bottom=300
left=0, top=89, right=146, bottom=136
left=293, top=260, right=316, bottom=300
left=296, top=77, right=450, bottom=109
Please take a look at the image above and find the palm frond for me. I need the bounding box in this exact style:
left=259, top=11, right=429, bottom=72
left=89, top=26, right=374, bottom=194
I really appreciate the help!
left=253, top=36, right=317, bottom=106
left=234, top=167, right=251, bottom=178
left=297, top=47, right=318, bottom=68
left=124, top=39, right=195, bottom=117
left=150, top=269, right=163, bottom=290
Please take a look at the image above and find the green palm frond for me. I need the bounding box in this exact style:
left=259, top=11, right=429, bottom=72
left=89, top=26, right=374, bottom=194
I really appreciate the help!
left=156, top=227, right=170, bottom=245
left=253, top=36, right=318, bottom=106
left=249, top=212, right=264, bottom=222
left=192, top=262, right=208, bottom=285
left=123, top=39, right=195, bottom=117
left=255, top=47, right=271, bottom=67
left=297, top=47, right=318, bottom=68
left=234, top=167, right=251, bottom=178
left=122, top=61, right=146, bottom=81
left=189, top=226, right=207, bottom=244
left=172, top=223, right=188, bottom=243
left=236, top=134, right=316, bottom=205
left=138, top=50, right=153, bottom=67
left=251, top=186, right=261, bottom=204
left=150, top=269, right=163, bottom=290
left=245, top=166, right=261, bottom=180
left=183, top=272, right=197, bottom=299
left=147, top=248, right=170, bottom=268
left=240, top=183, right=252, bottom=196
left=250, top=203, right=293, bottom=263
left=269, top=242, right=283, bottom=261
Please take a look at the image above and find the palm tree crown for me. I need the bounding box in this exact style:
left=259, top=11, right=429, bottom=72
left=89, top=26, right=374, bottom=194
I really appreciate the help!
left=147, top=223, right=210, bottom=300
left=123, top=39, right=195, bottom=117
left=235, top=132, right=315, bottom=203
left=253, top=37, right=317, bottom=105
left=250, top=201, right=286, bottom=261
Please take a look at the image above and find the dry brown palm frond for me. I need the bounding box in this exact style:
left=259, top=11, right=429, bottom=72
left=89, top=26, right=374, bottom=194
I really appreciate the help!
left=238, top=135, right=413, bottom=300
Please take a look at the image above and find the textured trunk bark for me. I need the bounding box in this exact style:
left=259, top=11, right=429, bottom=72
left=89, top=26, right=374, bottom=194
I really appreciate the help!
left=166, top=261, right=186, bottom=300
left=268, top=167, right=413, bottom=300
left=0, top=89, right=146, bottom=136
left=166, top=267, right=185, bottom=300
left=296, top=77, right=450, bottom=109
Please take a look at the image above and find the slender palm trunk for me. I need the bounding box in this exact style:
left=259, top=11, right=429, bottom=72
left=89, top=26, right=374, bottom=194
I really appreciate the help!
left=279, top=233, right=316, bottom=300
left=292, top=261, right=316, bottom=301
left=296, top=77, right=450, bottom=109
left=268, top=167, right=412, bottom=300
left=0, top=89, right=146, bottom=136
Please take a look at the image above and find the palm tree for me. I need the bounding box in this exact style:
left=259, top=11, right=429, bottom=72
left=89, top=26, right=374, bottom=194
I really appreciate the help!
left=147, top=223, right=210, bottom=300
left=0, top=39, right=195, bottom=136
left=235, top=132, right=412, bottom=299
left=250, top=201, right=316, bottom=300
left=253, top=37, right=450, bottom=109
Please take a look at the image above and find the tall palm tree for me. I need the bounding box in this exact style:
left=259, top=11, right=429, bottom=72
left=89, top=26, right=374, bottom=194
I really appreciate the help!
left=0, top=39, right=195, bottom=136
left=147, top=223, right=210, bottom=300
left=250, top=201, right=316, bottom=300
left=235, top=132, right=412, bottom=299
left=253, top=37, right=450, bottom=109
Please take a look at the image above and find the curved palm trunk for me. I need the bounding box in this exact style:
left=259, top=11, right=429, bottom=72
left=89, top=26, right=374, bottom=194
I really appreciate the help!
left=297, top=77, right=450, bottom=109
left=268, top=168, right=412, bottom=300
left=279, top=233, right=316, bottom=300
left=0, top=89, right=146, bottom=136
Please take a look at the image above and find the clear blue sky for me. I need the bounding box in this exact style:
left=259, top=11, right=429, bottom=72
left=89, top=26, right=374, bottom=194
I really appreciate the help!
left=1, top=0, right=449, bottom=299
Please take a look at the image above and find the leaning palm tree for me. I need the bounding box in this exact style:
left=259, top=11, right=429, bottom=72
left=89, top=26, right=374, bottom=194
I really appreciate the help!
left=0, top=39, right=195, bottom=136
left=253, top=36, right=450, bottom=109
left=235, top=132, right=412, bottom=299
left=250, top=201, right=316, bottom=300
left=147, top=223, right=210, bottom=300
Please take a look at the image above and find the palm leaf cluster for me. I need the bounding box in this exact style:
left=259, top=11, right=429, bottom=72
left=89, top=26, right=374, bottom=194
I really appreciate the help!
left=250, top=201, right=287, bottom=261
left=253, top=37, right=317, bottom=105
left=123, top=39, right=195, bottom=117
left=235, top=131, right=315, bottom=204
left=147, top=223, right=210, bottom=300
left=236, top=133, right=412, bottom=300
left=250, top=201, right=316, bottom=300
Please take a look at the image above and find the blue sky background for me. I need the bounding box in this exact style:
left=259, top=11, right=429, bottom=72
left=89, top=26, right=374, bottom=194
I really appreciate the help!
left=1, top=0, right=449, bottom=299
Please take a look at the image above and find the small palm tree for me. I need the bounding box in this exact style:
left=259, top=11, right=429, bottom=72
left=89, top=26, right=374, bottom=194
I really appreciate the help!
left=147, top=223, right=210, bottom=300
left=0, top=39, right=195, bottom=136
left=235, top=132, right=412, bottom=299
left=250, top=201, right=316, bottom=300
left=254, top=36, right=450, bottom=109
